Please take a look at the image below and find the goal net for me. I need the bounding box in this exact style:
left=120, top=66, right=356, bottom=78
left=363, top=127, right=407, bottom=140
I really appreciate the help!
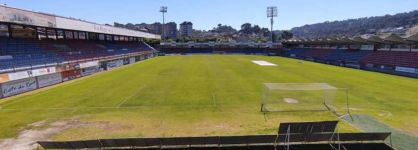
left=261, top=83, right=349, bottom=115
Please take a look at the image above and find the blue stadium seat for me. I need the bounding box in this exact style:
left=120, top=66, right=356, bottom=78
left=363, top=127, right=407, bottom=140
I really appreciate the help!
left=0, top=38, right=154, bottom=71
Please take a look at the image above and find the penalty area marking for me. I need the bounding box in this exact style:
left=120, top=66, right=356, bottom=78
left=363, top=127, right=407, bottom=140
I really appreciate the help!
left=252, top=60, right=277, bottom=66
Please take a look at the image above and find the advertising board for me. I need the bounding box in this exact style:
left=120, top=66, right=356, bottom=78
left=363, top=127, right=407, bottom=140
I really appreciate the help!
left=106, top=60, right=123, bottom=70
left=0, top=74, right=10, bottom=83
left=61, top=69, right=81, bottom=81
left=57, top=64, right=76, bottom=72
left=31, top=67, right=56, bottom=77
left=8, top=71, right=31, bottom=81
left=129, top=57, right=136, bottom=64
left=2, top=77, right=37, bottom=97
left=395, top=66, right=417, bottom=74
left=81, top=66, right=98, bottom=76
left=37, top=73, right=62, bottom=88
left=79, top=61, right=99, bottom=69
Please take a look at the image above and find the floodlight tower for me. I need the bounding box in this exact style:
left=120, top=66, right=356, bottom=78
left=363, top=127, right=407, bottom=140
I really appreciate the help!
left=267, top=6, right=278, bottom=43
left=160, top=6, right=168, bottom=42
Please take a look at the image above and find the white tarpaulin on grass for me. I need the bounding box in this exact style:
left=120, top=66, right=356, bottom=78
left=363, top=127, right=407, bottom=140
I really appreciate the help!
left=252, top=60, right=277, bottom=66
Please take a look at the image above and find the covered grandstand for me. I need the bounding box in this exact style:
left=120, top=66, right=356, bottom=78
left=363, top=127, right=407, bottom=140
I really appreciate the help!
left=282, top=34, right=418, bottom=77
left=0, top=5, right=160, bottom=98
left=160, top=42, right=282, bottom=55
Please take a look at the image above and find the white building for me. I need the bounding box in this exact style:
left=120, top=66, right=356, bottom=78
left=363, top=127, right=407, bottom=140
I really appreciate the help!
left=179, top=22, right=193, bottom=37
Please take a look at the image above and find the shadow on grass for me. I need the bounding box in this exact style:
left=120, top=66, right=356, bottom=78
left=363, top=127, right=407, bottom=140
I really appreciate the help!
left=342, top=114, right=418, bottom=150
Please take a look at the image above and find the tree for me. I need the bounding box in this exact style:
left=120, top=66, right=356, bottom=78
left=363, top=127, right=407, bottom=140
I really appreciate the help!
left=260, top=28, right=270, bottom=37
left=210, top=24, right=237, bottom=33
left=240, top=23, right=252, bottom=34
left=281, top=31, right=293, bottom=40
left=252, top=25, right=261, bottom=35
left=113, top=22, right=125, bottom=27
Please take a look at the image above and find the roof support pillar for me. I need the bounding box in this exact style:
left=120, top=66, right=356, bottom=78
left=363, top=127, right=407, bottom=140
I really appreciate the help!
left=7, top=23, right=12, bottom=38
left=410, top=44, right=412, bottom=52
left=55, top=28, right=58, bottom=40
left=63, top=30, right=67, bottom=39
left=34, top=26, right=39, bottom=40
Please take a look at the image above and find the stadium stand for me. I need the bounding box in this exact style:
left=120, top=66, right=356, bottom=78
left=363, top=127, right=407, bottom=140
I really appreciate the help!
left=326, top=49, right=372, bottom=63
left=285, top=48, right=374, bottom=67
left=285, top=48, right=418, bottom=71
left=300, top=48, right=335, bottom=61
left=161, top=47, right=268, bottom=54
left=0, top=38, right=154, bottom=72
left=159, top=42, right=280, bottom=55
left=0, top=37, right=64, bottom=71
left=360, top=51, right=418, bottom=68
left=282, top=35, right=418, bottom=77
left=285, top=48, right=307, bottom=58
left=0, top=5, right=159, bottom=98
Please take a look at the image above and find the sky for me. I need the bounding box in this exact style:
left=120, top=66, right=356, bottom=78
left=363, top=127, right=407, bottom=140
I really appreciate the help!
left=1, top=0, right=417, bottom=31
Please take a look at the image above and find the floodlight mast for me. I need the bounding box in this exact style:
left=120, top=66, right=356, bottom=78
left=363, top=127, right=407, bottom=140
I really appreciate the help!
left=267, top=6, right=277, bottom=43
left=160, top=6, right=167, bottom=42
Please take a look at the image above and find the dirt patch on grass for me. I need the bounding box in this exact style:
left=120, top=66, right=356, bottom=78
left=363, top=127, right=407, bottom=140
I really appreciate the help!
left=0, top=119, right=122, bottom=150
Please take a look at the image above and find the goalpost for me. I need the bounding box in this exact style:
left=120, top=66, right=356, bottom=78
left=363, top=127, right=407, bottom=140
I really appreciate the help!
left=261, top=83, right=350, bottom=117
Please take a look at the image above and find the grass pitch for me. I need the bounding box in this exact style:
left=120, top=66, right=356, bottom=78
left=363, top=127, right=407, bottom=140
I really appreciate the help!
left=0, top=55, right=417, bottom=144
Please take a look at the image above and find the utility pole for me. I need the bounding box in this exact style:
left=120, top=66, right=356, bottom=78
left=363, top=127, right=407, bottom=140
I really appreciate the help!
left=160, top=6, right=167, bottom=42
left=267, top=6, right=277, bottom=43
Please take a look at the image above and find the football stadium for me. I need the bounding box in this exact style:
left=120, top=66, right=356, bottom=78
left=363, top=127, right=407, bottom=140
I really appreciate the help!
left=0, top=2, right=418, bottom=150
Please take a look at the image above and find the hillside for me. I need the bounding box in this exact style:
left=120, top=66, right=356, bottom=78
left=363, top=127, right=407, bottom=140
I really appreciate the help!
left=291, top=10, right=418, bottom=38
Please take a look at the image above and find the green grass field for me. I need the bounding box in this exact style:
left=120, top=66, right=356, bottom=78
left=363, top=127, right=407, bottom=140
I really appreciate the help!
left=0, top=55, right=417, bottom=145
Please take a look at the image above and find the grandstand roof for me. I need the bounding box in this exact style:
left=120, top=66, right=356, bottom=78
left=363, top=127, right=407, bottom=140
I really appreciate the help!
left=326, top=37, right=349, bottom=44
left=0, top=5, right=160, bottom=39
left=350, top=36, right=371, bottom=44
left=304, top=39, right=313, bottom=44
left=284, top=33, right=418, bottom=45
left=338, top=37, right=356, bottom=44
left=285, top=39, right=301, bottom=44
left=406, top=33, right=418, bottom=42
left=286, top=39, right=296, bottom=44
left=365, top=35, right=387, bottom=44
left=290, top=39, right=306, bottom=44
left=381, top=34, right=413, bottom=44
left=323, top=38, right=338, bottom=44
left=311, top=39, right=323, bottom=44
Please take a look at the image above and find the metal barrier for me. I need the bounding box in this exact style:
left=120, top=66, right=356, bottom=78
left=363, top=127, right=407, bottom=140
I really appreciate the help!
left=38, top=133, right=392, bottom=150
